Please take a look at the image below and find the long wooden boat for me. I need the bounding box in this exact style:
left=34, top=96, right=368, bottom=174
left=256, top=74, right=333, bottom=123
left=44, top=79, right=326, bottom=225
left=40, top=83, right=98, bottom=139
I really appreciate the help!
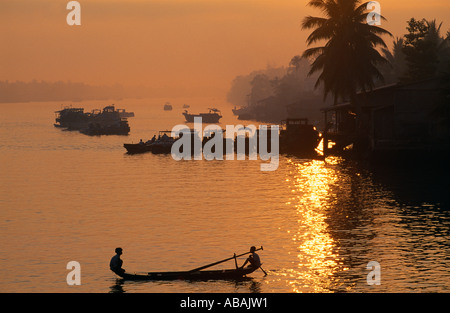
left=115, top=266, right=258, bottom=281
left=123, top=143, right=153, bottom=154
left=182, top=108, right=222, bottom=123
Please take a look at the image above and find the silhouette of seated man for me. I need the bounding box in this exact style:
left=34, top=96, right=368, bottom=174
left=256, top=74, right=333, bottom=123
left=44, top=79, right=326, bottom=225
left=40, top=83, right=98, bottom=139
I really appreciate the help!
left=240, top=246, right=261, bottom=269
left=110, top=247, right=125, bottom=275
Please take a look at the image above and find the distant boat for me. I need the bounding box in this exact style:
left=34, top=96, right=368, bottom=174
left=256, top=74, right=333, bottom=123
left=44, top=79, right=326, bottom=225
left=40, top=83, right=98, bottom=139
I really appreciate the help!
left=183, top=108, right=222, bottom=123
left=232, top=106, right=241, bottom=115
left=232, top=106, right=253, bottom=121
left=164, top=102, right=173, bottom=111
left=182, top=104, right=190, bottom=108
left=148, top=131, right=176, bottom=154
left=123, top=140, right=154, bottom=154
left=124, top=129, right=233, bottom=155
left=54, top=107, right=90, bottom=130
left=123, top=131, right=175, bottom=154
left=80, top=105, right=130, bottom=136
left=116, top=108, right=135, bottom=118
left=54, top=105, right=131, bottom=135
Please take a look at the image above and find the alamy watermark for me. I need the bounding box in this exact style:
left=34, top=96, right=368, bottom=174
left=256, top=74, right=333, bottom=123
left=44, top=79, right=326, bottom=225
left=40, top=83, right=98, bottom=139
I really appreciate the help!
left=170, top=117, right=279, bottom=172
left=66, top=1, right=81, bottom=26
left=66, top=260, right=381, bottom=286
left=66, top=261, right=81, bottom=285
left=66, top=1, right=381, bottom=27
left=367, top=1, right=381, bottom=26
left=366, top=261, right=381, bottom=285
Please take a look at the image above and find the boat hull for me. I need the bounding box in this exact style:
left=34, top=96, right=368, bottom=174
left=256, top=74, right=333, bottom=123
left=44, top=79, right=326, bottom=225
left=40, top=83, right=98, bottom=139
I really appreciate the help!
left=183, top=113, right=222, bottom=123
left=81, top=122, right=130, bottom=136
left=115, top=267, right=258, bottom=281
left=123, top=143, right=153, bottom=154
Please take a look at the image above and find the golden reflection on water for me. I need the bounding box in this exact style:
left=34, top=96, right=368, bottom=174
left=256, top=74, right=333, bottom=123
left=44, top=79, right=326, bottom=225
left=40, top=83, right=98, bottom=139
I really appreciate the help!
left=284, top=157, right=347, bottom=292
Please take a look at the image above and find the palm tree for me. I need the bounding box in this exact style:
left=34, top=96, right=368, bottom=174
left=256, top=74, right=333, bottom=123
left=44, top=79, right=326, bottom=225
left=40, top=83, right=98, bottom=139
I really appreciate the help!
left=402, top=18, right=450, bottom=82
left=301, top=0, right=392, bottom=105
left=380, top=37, right=406, bottom=84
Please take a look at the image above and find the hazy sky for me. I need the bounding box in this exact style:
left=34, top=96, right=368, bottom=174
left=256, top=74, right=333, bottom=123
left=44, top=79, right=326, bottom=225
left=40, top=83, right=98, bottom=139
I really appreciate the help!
left=1, top=0, right=449, bottom=97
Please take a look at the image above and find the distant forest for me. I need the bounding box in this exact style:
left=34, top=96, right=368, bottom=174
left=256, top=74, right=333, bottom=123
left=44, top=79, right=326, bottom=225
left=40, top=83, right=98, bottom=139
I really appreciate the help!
left=0, top=80, right=156, bottom=103
left=226, top=18, right=450, bottom=125
left=226, top=58, right=329, bottom=124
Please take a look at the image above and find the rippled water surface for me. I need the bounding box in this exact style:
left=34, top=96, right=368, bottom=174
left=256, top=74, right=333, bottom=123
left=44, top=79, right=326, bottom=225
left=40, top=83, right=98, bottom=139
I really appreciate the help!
left=1, top=99, right=449, bottom=293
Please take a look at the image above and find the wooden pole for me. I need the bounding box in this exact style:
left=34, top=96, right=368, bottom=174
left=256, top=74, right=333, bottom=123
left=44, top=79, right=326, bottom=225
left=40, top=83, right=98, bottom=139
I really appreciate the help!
left=188, top=246, right=263, bottom=272
left=323, top=111, right=329, bottom=157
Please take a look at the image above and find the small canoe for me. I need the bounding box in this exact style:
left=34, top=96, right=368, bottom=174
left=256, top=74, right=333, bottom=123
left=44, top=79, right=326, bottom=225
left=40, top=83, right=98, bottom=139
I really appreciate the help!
left=115, top=266, right=258, bottom=281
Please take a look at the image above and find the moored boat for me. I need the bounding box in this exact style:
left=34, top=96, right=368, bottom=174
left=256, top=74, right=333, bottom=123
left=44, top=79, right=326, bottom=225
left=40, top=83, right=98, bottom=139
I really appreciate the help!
left=55, top=105, right=131, bottom=135
left=232, top=106, right=254, bottom=121
left=54, top=107, right=90, bottom=130
left=279, top=118, right=322, bottom=155
left=80, top=105, right=130, bottom=136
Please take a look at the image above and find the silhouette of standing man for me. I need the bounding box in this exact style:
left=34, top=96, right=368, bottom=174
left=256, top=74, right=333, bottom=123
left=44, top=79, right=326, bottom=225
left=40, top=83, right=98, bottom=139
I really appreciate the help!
left=110, top=247, right=125, bottom=275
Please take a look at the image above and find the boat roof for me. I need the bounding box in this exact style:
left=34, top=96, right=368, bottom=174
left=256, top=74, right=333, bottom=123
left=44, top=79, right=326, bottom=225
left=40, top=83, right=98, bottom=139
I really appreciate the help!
left=55, top=107, right=84, bottom=113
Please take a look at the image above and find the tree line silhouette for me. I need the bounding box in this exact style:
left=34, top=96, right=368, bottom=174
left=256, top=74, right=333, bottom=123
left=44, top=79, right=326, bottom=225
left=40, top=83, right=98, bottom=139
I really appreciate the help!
left=227, top=0, right=450, bottom=125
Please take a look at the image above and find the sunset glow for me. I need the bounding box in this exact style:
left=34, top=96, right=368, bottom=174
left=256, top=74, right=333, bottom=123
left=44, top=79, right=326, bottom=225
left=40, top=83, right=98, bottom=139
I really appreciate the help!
left=1, top=0, right=450, bottom=297
left=1, top=0, right=449, bottom=98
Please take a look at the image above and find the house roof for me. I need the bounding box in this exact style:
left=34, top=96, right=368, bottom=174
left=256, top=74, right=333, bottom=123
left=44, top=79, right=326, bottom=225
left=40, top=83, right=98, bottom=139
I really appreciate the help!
left=320, top=75, right=445, bottom=112
left=320, top=102, right=352, bottom=112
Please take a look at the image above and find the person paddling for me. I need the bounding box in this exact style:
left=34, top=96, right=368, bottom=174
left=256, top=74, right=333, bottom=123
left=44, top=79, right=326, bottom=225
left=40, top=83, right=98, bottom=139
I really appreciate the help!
left=240, top=246, right=261, bottom=269
left=110, top=247, right=125, bottom=275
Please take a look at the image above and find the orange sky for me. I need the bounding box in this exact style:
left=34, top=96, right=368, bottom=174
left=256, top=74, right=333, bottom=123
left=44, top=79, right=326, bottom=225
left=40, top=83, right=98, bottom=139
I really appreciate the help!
left=1, top=0, right=449, bottom=98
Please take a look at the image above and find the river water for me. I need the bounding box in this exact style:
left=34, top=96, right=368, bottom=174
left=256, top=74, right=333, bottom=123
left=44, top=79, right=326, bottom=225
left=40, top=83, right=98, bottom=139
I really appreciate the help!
left=0, top=98, right=449, bottom=293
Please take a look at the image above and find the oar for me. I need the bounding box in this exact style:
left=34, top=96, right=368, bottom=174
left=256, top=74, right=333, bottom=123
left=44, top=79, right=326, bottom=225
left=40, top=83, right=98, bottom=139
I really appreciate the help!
left=260, top=266, right=268, bottom=276
left=189, top=246, right=263, bottom=272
